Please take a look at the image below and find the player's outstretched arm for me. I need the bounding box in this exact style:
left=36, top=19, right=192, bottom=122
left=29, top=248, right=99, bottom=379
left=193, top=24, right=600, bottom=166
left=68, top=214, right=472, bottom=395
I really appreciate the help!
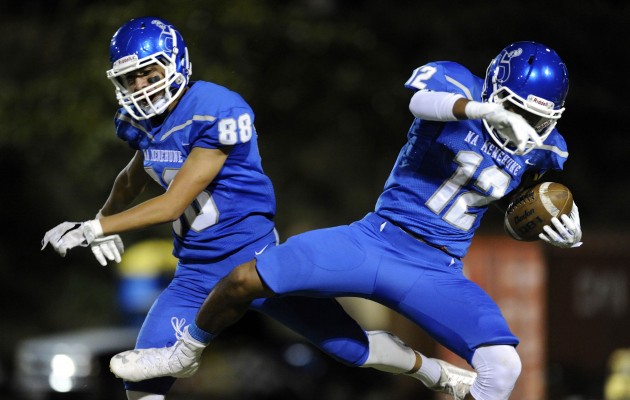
left=42, top=147, right=230, bottom=259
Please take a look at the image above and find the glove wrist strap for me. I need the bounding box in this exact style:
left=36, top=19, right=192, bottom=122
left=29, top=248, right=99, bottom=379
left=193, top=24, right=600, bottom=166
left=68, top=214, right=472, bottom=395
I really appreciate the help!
left=83, top=219, right=104, bottom=243
left=464, top=101, right=496, bottom=120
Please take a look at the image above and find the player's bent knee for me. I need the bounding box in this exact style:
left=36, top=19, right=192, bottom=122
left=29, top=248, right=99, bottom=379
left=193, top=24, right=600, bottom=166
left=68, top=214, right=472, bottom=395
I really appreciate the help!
left=471, top=345, right=521, bottom=399
left=224, top=260, right=266, bottom=301
left=322, top=337, right=370, bottom=367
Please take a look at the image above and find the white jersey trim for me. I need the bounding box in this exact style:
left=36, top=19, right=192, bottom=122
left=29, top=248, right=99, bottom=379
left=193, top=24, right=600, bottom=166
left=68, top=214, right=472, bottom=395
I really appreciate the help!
left=161, top=115, right=218, bottom=141
left=445, top=75, right=473, bottom=100
left=538, top=143, right=568, bottom=158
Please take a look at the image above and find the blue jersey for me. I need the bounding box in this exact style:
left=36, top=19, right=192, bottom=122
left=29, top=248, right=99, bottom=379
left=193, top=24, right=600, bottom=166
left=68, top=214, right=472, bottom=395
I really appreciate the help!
left=114, top=81, right=276, bottom=261
left=375, top=61, right=568, bottom=258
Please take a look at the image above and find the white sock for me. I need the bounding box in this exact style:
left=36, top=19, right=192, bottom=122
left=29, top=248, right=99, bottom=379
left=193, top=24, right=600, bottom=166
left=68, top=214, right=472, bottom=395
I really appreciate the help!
left=408, top=354, right=441, bottom=387
left=362, top=331, right=416, bottom=373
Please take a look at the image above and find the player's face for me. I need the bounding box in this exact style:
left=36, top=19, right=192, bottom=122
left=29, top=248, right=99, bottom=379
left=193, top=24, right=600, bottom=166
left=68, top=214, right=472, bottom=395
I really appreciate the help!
left=123, top=64, right=165, bottom=93
left=121, top=64, right=167, bottom=111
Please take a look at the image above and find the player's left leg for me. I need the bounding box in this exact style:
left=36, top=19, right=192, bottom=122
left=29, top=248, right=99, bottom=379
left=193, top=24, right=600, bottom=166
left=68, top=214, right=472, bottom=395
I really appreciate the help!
left=116, top=268, right=208, bottom=393
left=110, top=231, right=279, bottom=383
left=110, top=259, right=264, bottom=383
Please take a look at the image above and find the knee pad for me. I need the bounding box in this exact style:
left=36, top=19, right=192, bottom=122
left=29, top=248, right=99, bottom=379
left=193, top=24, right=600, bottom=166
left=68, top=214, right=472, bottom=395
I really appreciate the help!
left=471, top=345, right=522, bottom=400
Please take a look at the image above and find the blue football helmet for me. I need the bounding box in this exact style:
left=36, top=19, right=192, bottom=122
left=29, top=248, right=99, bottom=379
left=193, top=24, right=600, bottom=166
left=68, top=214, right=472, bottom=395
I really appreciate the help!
left=481, top=41, right=569, bottom=154
left=106, top=17, right=192, bottom=120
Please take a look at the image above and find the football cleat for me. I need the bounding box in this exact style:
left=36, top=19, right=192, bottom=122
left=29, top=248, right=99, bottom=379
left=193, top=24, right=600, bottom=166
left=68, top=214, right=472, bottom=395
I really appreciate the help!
left=429, top=359, right=477, bottom=400
left=109, top=325, right=205, bottom=382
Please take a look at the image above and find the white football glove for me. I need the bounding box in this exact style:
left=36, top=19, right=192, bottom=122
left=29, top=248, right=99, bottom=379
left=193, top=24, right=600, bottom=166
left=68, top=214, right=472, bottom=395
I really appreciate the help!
left=90, top=235, right=124, bottom=266
left=91, top=211, right=124, bottom=266
left=539, top=201, right=583, bottom=248
left=465, top=101, right=542, bottom=154
left=41, top=220, right=103, bottom=257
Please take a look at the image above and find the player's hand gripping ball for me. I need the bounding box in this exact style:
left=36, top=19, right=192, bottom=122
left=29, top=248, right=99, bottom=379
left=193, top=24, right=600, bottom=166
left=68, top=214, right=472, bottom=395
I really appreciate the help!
left=504, top=182, right=573, bottom=241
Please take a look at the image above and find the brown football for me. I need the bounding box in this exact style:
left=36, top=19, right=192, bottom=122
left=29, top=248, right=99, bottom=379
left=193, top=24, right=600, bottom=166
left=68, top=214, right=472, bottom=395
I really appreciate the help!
left=504, top=182, right=573, bottom=241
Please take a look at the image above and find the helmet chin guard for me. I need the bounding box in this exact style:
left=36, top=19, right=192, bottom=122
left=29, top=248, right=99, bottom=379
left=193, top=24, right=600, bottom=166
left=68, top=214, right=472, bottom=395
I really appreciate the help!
left=481, top=41, right=569, bottom=154
left=106, top=17, right=192, bottom=120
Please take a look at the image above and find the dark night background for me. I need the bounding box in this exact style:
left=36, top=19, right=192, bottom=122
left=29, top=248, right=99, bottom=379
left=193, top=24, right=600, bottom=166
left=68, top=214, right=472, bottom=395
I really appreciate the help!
left=0, top=0, right=628, bottom=399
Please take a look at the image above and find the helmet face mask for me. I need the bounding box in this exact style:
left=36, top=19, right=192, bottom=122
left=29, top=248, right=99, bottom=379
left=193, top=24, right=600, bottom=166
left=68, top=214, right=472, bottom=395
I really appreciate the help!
left=106, top=17, right=192, bottom=120
left=110, top=58, right=177, bottom=119
left=481, top=41, right=569, bottom=155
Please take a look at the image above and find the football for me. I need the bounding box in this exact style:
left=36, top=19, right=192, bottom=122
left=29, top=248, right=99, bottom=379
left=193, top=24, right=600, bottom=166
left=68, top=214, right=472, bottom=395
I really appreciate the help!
left=504, top=182, right=573, bottom=241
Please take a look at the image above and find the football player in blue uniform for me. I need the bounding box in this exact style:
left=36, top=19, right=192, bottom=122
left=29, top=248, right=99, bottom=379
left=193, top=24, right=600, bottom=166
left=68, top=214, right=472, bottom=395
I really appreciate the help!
left=105, top=41, right=583, bottom=400
left=42, top=16, right=478, bottom=400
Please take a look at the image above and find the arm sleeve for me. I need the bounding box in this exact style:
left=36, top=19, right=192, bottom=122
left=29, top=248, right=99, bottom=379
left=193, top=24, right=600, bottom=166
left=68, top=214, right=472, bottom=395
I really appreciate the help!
left=409, top=90, right=464, bottom=121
